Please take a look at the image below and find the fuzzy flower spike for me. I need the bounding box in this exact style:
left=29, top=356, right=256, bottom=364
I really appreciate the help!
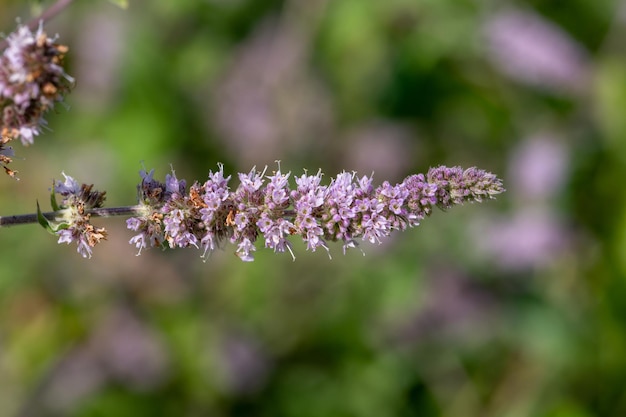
left=0, top=23, right=74, bottom=177
left=127, top=164, right=505, bottom=262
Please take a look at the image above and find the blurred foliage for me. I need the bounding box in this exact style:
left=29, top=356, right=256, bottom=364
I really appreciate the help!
left=0, top=0, right=625, bottom=416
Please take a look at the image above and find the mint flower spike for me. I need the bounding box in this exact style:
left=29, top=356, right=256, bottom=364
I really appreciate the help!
left=0, top=23, right=73, bottom=177
left=126, top=164, right=505, bottom=262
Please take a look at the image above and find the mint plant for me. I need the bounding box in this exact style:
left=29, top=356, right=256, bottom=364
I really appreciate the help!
left=0, top=1, right=505, bottom=261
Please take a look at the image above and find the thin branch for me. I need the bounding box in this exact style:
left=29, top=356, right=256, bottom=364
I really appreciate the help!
left=30, top=0, right=76, bottom=29
left=0, top=205, right=143, bottom=227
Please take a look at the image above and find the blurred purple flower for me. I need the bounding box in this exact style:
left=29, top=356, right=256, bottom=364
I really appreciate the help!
left=509, top=133, right=569, bottom=200
left=386, top=268, right=498, bottom=346
left=484, top=9, right=591, bottom=95
left=211, top=19, right=333, bottom=167
left=26, top=308, right=169, bottom=415
left=0, top=23, right=73, bottom=177
left=474, top=133, right=571, bottom=271
left=90, top=308, right=169, bottom=390
left=219, top=332, right=271, bottom=395
left=73, top=6, right=127, bottom=110
left=477, top=208, right=569, bottom=271
left=0, top=23, right=73, bottom=144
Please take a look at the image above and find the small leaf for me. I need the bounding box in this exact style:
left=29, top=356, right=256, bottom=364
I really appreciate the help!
left=108, top=0, right=129, bottom=9
left=37, top=200, right=54, bottom=233
left=50, top=187, right=60, bottom=211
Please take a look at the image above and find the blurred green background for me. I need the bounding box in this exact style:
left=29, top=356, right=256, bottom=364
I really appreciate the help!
left=0, top=0, right=624, bottom=415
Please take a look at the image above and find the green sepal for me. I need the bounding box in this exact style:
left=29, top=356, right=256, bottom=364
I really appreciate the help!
left=108, top=0, right=129, bottom=9
left=37, top=201, right=70, bottom=234
left=50, top=188, right=60, bottom=212
left=37, top=200, right=54, bottom=233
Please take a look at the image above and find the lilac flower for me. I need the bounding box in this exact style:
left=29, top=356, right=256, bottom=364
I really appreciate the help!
left=55, top=172, right=81, bottom=197
left=125, top=164, right=504, bottom=262
left=127, top=217, right=147, bottom=251
left=236, top=237, right=256, bottom=262
left=161, top=170, right=198, bottom=249
left=126, top=213, right=164, bottom=255
left=198, top=163, right=232, bottom=255
left=136, top=169, right=164, bottom=203
left=292, top=170, right=328, bottom=253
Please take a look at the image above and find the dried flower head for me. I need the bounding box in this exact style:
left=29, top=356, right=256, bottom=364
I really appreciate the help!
left=51, top=173, right=107, bottom=258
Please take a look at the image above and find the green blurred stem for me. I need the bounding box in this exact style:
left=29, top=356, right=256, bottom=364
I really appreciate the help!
left=0, top=205, right=142, bottom=227
left=31, top=0, right=76, bottom=28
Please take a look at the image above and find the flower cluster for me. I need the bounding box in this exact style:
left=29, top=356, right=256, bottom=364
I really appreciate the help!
left=49, top=174, right=108, bottom=258
left=0, top=23, right=74, bottom=177
left=127, top=164, right=505, bottom=262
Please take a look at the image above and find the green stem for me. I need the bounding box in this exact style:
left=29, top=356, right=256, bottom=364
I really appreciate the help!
left=0, top=205, right=143, bottom=227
